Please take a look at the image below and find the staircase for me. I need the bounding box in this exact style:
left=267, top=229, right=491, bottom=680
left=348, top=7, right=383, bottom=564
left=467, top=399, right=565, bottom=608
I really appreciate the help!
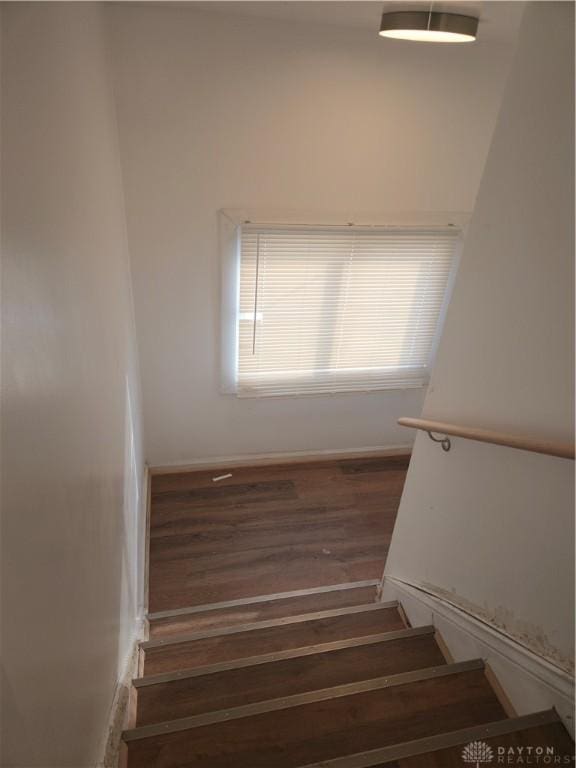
left=120, top=580, right=573, bottom=767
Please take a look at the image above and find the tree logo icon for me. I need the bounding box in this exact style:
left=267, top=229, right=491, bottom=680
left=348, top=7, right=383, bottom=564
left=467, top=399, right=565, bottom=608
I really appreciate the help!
left=461, top=741, right=494, bottom=766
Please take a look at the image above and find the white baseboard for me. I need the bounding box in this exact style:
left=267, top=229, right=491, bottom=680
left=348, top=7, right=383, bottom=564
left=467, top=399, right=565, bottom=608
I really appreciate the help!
left=381, top=576, right=575, bottom=736
left=149, top=444, right=412, bottom=475
left=97, top=619, right=145, bottom=768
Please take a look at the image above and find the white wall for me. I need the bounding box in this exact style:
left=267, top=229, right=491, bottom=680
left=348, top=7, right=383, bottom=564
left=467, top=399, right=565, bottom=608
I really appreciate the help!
left=1, top=4, right=145, bottom=766
left=385, top=2, right=574, bottom=671
left=106, top=3, right=520, bottom=465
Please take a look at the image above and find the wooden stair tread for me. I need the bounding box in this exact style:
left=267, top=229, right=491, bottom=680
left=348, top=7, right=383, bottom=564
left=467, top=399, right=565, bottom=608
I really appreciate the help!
left=388, top=720, right=575, bottom=767
left=134, top=455, right=574, bottom=768
left=148, top=582, right=379, bottom=638
left=141, top=603, right=405, bottom=676
left=294, top=711, right=574, bottom=767
left=124, top=664, right=506, bottom=767
left=135, top=629, right=445, bottom=726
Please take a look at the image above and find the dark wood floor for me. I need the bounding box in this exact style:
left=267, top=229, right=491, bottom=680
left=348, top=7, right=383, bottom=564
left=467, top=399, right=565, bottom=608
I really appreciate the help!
left=148, top=455, right=410, bottom=613
left=126, top=668, right=506, bottom=767
left=128, top=452, right=575, bottom=767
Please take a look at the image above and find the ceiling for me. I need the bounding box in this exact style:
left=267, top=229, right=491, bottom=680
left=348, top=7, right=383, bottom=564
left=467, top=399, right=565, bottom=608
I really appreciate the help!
left=184, top=1, right=525, bottom=44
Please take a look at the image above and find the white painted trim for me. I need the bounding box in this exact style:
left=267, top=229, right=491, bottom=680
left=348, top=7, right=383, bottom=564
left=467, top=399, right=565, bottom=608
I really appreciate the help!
left=221, top=208, right=472, bottom=230
left=149, top=444, right=412, bottom=475
left=142, top=465, right=152, bottom=617
left=218, top=209, right=240, bottom=394
left=381, top=577, right=575, bottom=736
left=96, top=620, right=146, bottom=768
left=218, top=208, right=471, bottom=400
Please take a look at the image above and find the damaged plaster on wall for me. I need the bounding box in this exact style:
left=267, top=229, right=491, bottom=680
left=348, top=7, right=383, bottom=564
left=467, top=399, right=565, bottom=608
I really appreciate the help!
left=407, top=579, right=573, bottom=674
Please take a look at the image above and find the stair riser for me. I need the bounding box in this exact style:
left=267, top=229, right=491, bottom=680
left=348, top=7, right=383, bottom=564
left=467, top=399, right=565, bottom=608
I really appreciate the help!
left=142, top=607, right=405, bottom=676
left=149, top=585, right=378, bottom=638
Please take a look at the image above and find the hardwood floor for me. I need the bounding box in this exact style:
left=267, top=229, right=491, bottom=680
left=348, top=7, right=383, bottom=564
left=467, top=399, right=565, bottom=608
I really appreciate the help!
left=123, top=453, right=574, bottom=767
left=125, top=668, right=506, bottom=767
left=147, top=584, right=379, bottom=638
left=384, top=721, right=576, bottom=767
left=149, top=455, right=410, bottom=613
left=141, top=604, right=407, bottom=676
left=134, top=631, right=445, bottom=726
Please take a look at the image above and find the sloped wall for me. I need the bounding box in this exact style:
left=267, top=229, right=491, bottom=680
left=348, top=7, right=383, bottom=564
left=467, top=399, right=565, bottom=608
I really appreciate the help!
left=385, top=2, right=574, bottom=671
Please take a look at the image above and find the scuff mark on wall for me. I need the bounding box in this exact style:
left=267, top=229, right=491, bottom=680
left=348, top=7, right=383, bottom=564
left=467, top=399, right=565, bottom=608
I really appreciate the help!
left=412, top=579, right=573, bottom=674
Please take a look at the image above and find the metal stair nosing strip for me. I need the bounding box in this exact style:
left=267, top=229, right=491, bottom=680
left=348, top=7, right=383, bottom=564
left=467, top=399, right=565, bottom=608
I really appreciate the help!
left=147, top=580, right=381, bottom=621
left=141, top=600, right=401, bottom=650
left=122, top=658, right=484, bottom=742
left=293, top=710, right=563, bottom=768
left=134, top=625, right=437, bottom=688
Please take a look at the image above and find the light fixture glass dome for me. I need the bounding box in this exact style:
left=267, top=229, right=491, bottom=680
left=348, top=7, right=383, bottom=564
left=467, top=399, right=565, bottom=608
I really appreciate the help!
left=379, top=11, right=478, bottom=43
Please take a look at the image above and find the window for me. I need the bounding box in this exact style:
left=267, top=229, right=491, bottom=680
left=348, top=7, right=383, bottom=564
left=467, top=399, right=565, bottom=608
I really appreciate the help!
left=235, top=225, right=460, bottom=397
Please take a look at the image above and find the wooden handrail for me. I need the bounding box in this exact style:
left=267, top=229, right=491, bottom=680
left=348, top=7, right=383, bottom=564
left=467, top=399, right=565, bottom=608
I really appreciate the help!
left=398, top=417, right=575, bottom=460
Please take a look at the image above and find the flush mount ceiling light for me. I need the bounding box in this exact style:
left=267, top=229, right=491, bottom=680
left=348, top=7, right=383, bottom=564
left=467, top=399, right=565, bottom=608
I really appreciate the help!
left=379, top=8, right=479, bottom=43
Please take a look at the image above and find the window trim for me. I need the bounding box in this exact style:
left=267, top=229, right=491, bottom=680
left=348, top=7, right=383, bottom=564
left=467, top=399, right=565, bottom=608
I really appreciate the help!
left=219, top=210, right=465, bottom=398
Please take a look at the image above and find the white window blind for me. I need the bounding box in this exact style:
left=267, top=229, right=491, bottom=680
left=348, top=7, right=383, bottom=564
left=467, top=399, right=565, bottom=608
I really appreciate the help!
left=237, top=225, right=459, bottom=397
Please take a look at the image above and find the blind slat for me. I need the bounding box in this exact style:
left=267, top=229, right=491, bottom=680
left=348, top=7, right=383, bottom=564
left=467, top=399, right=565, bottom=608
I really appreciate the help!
left=237, top=226, right=459, bottom=397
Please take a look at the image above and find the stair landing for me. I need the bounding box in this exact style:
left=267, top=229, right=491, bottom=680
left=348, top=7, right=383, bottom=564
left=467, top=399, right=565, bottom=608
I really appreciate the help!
left=126, top=458, right=574, bottom=766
